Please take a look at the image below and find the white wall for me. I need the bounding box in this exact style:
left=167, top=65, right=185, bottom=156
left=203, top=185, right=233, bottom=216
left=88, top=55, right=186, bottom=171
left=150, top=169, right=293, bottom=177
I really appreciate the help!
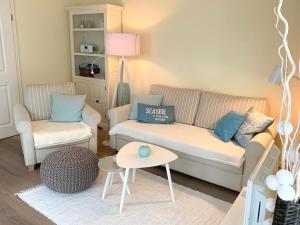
left=13, top=0, right=79, bottom=86
left=13, top=0, right=299, bottom=123
left=75, top=0, right=298, bottom=121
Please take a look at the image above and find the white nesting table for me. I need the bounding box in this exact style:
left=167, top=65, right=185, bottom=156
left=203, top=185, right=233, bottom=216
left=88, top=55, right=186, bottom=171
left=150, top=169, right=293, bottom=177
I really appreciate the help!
left=116, top=142, right=178, bottom=213
left=98, top=156, right=130, bottom=200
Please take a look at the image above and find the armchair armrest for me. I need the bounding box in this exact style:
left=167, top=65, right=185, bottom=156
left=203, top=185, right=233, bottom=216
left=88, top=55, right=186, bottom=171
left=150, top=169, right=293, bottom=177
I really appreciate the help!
left=242, top=131, right=274, bottom=186
left=13, top=104, right=32, bottom=134
left=13, top=104, right=36, bottom=166
left=82, top=104, right=101, bottom=132
left=107, top=104, right=131, bottom=128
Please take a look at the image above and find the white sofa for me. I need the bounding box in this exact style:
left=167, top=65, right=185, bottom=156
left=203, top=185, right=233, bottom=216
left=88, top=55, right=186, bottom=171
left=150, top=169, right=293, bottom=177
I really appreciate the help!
left=108, top=84, right=276, bottom=191
left=13, top=82, right=101, bottom=170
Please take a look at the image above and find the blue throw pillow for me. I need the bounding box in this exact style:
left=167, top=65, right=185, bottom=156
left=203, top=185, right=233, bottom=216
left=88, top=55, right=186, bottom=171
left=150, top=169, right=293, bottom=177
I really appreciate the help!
left=137, top=103, right=175, bottom=124
left=214, top=111, right=246, bottom=142
left=50, top=93, right=86, bottom=122
left=128, top=95, right=163, bottom=120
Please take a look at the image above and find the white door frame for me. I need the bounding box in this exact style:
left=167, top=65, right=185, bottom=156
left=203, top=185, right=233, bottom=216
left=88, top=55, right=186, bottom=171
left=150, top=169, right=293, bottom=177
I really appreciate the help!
left=0, top=0, right=23, bottom=139
left=9, top=0, right=23, bottom=103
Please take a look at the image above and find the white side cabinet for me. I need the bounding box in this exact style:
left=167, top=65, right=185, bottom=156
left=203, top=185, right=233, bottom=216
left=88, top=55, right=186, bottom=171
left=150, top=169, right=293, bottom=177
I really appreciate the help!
left=66, top=4, right=122, bottom=123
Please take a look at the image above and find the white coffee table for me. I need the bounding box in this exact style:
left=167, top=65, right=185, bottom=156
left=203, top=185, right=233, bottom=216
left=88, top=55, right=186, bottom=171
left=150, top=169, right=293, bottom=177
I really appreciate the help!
left=116, top=142, right=178, bottom=213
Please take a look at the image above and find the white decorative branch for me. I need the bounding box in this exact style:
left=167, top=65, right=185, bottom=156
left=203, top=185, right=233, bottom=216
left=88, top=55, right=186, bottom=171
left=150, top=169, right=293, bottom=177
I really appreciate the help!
left=273, top=0, right=300, bottom=201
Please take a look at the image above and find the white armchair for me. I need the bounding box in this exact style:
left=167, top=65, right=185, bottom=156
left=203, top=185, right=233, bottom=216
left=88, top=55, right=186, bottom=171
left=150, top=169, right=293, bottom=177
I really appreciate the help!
left=13, top=82, right=101, bottom=170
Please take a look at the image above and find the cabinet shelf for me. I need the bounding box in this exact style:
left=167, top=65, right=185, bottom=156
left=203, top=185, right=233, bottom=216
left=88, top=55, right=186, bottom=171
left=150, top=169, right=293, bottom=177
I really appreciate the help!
left=74, top=52, right=105, bottom=57
left=73, top=28, right=104, bottom=32
left=74, top=75, right=105, bottom=81
left=67, top=4, right=122, bottom=124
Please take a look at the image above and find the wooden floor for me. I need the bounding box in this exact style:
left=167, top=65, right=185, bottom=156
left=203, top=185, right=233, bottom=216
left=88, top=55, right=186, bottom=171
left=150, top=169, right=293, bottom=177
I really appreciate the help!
left=0, top=130, right=238, bottom=225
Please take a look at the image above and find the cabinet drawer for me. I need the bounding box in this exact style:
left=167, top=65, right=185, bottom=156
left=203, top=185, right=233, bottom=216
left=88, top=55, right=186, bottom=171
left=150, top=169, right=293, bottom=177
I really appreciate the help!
left=91, top=84, right=106, bottom=98
left=91, top=97, right=104, bottom=105
left=75, top=81, right=90, bottom=96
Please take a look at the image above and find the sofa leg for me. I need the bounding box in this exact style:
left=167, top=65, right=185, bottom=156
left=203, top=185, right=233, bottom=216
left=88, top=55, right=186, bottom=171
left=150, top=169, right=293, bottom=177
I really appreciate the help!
left=27, top=165, right=35, bottom=172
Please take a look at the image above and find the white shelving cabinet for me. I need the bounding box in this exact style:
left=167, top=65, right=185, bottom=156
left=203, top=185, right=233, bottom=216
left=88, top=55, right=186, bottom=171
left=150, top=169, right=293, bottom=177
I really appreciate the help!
left=66, top=4, right=122, bottom=124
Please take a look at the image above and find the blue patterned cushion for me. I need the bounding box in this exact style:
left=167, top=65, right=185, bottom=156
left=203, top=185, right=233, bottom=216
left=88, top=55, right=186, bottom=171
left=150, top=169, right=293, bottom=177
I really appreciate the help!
left=128, top=95, right=163, bottom=120
left=137, top=104, right=175, bottom=124
left=214, top=111, right=246, bottom=142
left=234, top=107, right=274, bottom=147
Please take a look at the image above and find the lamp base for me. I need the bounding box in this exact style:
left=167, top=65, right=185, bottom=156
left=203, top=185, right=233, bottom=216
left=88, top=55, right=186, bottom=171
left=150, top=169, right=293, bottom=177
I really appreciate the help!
left=102, top=140, right=110, bottom=147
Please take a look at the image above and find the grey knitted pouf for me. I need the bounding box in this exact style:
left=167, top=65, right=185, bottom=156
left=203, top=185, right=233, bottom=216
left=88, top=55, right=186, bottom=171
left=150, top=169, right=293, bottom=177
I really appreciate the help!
left=40, top=146, right=99, bottom=193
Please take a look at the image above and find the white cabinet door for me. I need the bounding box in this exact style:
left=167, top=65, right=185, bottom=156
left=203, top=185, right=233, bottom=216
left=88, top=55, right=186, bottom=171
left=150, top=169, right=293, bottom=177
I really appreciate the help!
left=0, top=0, right=20, bottom=139
left=74, top=78, right=90, bottom=103
left=90, top=83, right=107, bottom=120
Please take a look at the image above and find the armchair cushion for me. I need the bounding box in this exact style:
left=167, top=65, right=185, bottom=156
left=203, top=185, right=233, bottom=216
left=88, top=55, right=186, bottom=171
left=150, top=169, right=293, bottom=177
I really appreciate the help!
left=32, top=120, right=92, bottom=149
left=50, top=93, right=86, bottom=122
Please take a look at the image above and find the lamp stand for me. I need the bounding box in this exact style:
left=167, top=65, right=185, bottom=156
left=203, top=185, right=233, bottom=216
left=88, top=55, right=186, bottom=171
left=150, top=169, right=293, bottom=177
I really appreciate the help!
left=111, top=57, right=133, bottom=108
left=103, top=57, right=133, bottom=147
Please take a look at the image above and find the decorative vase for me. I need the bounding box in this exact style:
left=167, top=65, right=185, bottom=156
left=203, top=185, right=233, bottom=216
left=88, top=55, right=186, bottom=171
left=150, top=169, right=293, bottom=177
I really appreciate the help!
left=117, top=82, right=130, bottom=106
left=138, top=145, right=151, bottom=158
left=272, top=196, right=300, bottom=225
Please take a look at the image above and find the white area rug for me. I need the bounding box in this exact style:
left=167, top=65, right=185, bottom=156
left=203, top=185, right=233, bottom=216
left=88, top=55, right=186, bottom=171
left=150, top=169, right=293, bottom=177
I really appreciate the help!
left=17, top=170, right=231, bottom=225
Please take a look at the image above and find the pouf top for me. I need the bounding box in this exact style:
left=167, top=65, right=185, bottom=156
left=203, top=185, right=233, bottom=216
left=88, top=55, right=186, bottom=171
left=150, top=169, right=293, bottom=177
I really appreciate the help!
left=43, top=146, right=96, bottom=165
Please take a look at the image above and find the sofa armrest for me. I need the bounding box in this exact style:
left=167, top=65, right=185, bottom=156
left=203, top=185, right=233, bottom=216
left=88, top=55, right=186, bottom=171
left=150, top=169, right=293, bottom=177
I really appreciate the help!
left=107, top=104, right=131, bottom=128
left=242, top=131, right=273, bottom=187
left=265, top=120, right=278, bottom=139
left=13, top=104, right=32, bottom=134
left=82, top=104, right=101, bottom=132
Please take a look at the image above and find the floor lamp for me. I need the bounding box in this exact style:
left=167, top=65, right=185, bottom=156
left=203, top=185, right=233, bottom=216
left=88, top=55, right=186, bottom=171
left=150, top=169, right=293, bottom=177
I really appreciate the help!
left=103, top=33, right=140, bottom=146
left=105, top=33, right=140, bottom=108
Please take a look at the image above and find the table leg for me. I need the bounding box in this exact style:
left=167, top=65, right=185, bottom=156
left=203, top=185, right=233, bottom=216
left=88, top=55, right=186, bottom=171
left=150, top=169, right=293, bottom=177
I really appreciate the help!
left=102, top=172, right=112, bottom=200
left=120, top=168, right=130, bottom=213
left=110, top=173, right=114, bottom=187
left=132, top=168, right=136, bottom=183
left=165, top=163, right=175, bottom=202
left=119, top=171, right=131, bottom=195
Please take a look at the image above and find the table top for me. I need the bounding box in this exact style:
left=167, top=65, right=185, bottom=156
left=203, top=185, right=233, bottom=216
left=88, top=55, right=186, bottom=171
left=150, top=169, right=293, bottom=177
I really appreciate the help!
left=98, top=156, right=124, bottom=172
left=116, top=142, right=178, bottom=169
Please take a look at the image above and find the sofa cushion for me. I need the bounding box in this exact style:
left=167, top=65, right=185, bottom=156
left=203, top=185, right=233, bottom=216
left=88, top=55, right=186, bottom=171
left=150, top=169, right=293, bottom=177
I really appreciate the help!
left=110, top=120, right=245, bottom=167
left=214, top=111, right=246, bottom=142
left=234, top=107, right=274, bottom=147
left=128, top=95, right=163, bottom=120
left=24, top=82, right=75, bottom=121
left=32, top=120, right=92, bottom=149
left=194, top=91, right=268, bottom=130
left=149, top=84, right=201, bottom=125
left=137, top=104, right=175, bottom=124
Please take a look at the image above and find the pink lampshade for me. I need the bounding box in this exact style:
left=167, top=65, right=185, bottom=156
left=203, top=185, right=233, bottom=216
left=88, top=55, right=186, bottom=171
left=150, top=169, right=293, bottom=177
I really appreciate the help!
left=105, top=33, right=140, bottom=57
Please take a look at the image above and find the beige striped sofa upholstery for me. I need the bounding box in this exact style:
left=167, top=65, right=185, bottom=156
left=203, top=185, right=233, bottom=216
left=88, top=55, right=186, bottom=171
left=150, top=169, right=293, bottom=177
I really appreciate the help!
left=13, top=82, right=101, bottom=170
left=150, top=85, right=201, bottom=124
left=194, top=91, right=268, bottom=129
left=107, top=84, right=276, bottom=191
